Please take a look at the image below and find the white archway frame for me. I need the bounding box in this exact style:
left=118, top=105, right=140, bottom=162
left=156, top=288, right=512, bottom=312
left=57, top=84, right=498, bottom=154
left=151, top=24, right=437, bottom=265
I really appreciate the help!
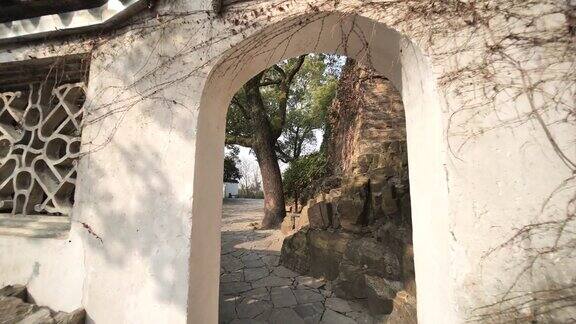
left=190, top=12, right=451, bottom=323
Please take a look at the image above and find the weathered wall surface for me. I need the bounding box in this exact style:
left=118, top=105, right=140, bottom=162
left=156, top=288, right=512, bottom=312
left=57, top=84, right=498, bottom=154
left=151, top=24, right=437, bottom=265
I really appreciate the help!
left=0, top=0, right=573, bottom=323
left=280, top=59, right=415, bottom=321
left=327, top=58, right=407, bottom=179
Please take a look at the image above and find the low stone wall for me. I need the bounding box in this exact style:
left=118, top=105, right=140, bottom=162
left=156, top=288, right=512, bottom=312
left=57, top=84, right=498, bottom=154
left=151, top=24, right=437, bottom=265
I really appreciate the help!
left=280, top=60, right=416, bottom=322
left=280, top=175, right=416, bottom=321
left=0, top=285, right=85, bottom=323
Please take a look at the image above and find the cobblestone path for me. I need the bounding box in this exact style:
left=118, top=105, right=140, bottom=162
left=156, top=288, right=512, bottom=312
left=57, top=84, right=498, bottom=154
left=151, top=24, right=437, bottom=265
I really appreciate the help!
left=219, top=199, right=374, bottom=324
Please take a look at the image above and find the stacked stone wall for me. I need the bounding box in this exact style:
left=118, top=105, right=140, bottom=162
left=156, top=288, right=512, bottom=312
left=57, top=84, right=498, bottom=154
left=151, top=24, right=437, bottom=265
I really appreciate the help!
left=326, top=58, right=407, bottom=178
left=280, top=60, right=416, bottom=322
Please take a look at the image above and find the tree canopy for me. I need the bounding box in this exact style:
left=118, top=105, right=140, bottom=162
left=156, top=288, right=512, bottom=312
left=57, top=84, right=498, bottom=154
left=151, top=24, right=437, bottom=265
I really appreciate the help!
left=282, top=152, right=328, bottom=207
left=224, top=53, right=343, bottom=227
left=226, top=54, right=340, bottom=161
left=223, top=147, right=241, bottom=183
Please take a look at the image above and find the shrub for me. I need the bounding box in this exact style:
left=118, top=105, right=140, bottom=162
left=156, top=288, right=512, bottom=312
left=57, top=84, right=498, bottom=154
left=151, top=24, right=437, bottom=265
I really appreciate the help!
left=283, top=152, right=327, bottom=209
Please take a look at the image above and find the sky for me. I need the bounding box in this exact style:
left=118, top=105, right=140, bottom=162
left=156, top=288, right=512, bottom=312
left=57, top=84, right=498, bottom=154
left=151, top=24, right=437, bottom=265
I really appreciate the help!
left=232, top=129, right=324, bottom=175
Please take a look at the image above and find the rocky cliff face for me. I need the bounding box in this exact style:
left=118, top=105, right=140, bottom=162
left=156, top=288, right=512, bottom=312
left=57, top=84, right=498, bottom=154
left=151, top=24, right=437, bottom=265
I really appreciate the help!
left=326, top=58, right=407, bottom=179
left=280, top=59, right=416, bottom=322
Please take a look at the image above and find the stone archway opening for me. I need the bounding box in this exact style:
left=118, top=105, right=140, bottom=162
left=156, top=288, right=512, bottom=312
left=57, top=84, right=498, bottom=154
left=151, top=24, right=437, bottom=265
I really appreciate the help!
left=278, top=57, right=416, bottom=322
left=218, top=52, right=416, bottom=323
left=192, top=11, right=449, bottom=324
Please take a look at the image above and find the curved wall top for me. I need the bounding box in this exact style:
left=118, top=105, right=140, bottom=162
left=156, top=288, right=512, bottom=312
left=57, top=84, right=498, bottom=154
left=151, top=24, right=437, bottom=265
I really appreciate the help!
left=205, top=13, right=404, bottom=101
left=0, top=0, right=148, bottom=45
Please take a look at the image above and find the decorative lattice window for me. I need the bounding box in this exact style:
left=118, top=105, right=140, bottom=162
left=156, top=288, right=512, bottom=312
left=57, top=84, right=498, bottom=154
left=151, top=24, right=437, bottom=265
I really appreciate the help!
left=0, top=54, right=89, bottom=218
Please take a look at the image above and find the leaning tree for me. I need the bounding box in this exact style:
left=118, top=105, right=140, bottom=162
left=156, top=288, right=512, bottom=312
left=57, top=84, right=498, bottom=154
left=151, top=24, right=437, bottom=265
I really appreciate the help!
left=225, top=54, right=339, bottom=228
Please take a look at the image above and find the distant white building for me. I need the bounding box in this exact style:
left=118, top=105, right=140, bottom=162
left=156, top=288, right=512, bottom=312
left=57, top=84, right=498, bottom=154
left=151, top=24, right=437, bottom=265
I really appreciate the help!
left=223, top=182, right=239, bottom=198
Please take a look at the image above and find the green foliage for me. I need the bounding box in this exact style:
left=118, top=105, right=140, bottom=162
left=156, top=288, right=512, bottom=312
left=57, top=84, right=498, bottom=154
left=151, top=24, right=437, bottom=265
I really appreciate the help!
left=309, top=77, right=338, bottom=123
left=238, top=189, right=264, bottom=199
left=226, top=88, right=254, bottom=144
left=282, top=152, right=327, bottom=204
left=223, top=149, right=241, bottom=183
left=226, top=54, right=343, bottom=161
left=276, top=54, right=341, bottom=161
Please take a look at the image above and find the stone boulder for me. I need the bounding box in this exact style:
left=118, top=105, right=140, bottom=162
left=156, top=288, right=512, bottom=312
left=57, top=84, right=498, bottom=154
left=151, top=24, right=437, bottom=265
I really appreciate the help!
left=19, top=308, right=54, bottom=324
left=374, top=222, right=411, bottom=258
left=402, top=244, right=417, bottom=296
left=335, top=196, right=364, bottom=231
left=327, top=189, right=342, bottom=229
left=332, top=237, right=401, bottom=300
left=277, top=60, right=417, bottom=321
left=398, top=192, right=412, bottom=228
left=281, top=213, right=296, bottom=235
left=331, top=262, right=367, bottom=298
left=308, top=230, right=354, bottom=280
left=307, top=199, right=332, bottom=229
left=336, top=175, right=369, bottom=231
left=0, top=284, right=27, bottom=301
left=0, top=296, right=39, bottom=323
left=344, top=237, right=401, bottom=280
left=364, top=275, right=403, bottom=315
left=0, top=285, right=85, bottom=324
left=368, top=171, right=398, bottom=222
left=295, top=205, right=309, bottom=230
left=53, top=309, right=87, bottom=324
left=386, top=290, right=417, bottom=324
left=280, top=228, right=311, bottom=273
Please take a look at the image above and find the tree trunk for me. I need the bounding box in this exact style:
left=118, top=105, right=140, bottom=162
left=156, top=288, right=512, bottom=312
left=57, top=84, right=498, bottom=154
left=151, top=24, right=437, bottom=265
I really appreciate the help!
left=254, top=141, right=286, bottom=229
left=294, top=191, right=299, bottom=213
left=240, top=71, right=298, bottom=229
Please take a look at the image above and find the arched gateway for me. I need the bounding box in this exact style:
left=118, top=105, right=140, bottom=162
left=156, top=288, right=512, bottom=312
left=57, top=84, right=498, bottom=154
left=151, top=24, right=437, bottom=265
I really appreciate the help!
left=193, top=12, right=449, bottom=323
left=0, top=1, right=573, bottom=324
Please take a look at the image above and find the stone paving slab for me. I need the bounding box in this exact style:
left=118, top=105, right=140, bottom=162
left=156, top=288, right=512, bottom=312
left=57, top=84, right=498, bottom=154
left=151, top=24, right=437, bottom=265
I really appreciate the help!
left=221, top=271, right=244, bottom=283
left=237, top=299, right=272, bottom=319
left=295, top=276, right=325, bottom=289
left=252, top=275, right=294, bottom=289
left=245, top=258, right=266, bottom=268
left=219, top=199, right=372, bottom=324
left=294, top=302, right=324, bottom=324
left=221, top=281, right=252, bottom=295
left=294, top=289, right=325, bottom=304
left=269, top=308, right=305, bottom=324
left=320, top=309, right=357, bottom=324
left=270, top=286, right=297, bottom=308
left=219, top=296, right=238, bottom=323
left=326, top=297, right=353, bottom=313
left=242, top=287, right=270, bottom=301
left=244, top=267, right=269, bottom=282
left=273, top=265, right=298, bottom=278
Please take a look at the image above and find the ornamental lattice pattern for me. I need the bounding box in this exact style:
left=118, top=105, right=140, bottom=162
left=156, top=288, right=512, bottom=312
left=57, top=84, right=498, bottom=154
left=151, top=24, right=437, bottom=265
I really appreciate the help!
left=0, top=82, right=85, bottom=216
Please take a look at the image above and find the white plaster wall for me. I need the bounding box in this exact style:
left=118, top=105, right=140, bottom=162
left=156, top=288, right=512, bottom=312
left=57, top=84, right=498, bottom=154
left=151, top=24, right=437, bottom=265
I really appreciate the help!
left=0, top=229, right=85, bottom=312
left=0, top=0, right=573, bottom=323
left=399, top=39, right=453, bottom=323
left=0, top=6, right=205, bottom=323
left=73, top=39, right=198, bottom=323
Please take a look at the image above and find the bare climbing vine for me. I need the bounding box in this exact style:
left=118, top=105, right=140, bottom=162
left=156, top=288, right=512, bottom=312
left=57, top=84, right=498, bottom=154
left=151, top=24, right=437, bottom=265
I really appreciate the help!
left=1, top=0, right=574, bottom=321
